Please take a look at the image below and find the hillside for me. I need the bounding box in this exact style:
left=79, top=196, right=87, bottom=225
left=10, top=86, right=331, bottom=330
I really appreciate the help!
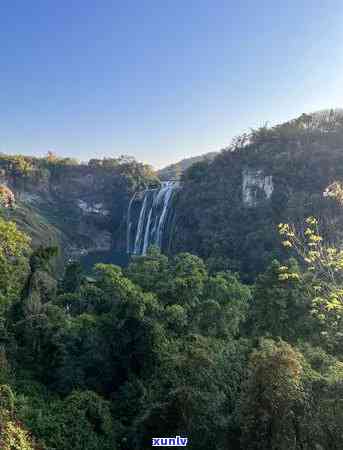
left=171, top=109, right=343, bottom=279
left=0, top=154, right=158, bottom=269
left=158, top=151, right=217, bottom=180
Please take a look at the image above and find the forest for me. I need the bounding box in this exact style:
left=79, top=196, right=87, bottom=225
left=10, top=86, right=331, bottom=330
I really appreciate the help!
left=1, top=111, right=343, bottom=449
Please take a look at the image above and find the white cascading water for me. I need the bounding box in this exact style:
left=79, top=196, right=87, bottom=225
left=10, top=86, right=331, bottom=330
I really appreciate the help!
left=126, top=192, right=137, bottom=253
left=155, top=184, right=175, bottom=248
left=133, top=191, right=149, bottom=254
left=127, top=181, right=178, bottom=255
left=142, top=207, right=153, bottom=255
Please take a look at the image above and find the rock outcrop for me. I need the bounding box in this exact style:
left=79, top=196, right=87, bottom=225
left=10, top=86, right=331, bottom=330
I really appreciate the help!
left=0, top=185, right=15, bottom=208
left=242, top=169, right=273, bottom=206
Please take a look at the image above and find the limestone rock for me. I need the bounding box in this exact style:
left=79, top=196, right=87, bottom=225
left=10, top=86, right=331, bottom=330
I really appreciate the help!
left=242, top=168, right=273, bottom=206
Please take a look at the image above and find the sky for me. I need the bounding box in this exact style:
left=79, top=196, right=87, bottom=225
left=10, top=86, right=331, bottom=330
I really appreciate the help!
left=0, top=1, right=342, bottom=169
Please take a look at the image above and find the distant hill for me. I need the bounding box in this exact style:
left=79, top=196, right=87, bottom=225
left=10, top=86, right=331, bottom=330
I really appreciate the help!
left=158, top=152, right=217, bottom=180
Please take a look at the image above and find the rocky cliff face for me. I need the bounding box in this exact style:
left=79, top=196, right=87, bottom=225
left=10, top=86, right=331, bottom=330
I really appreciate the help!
left=2, top=168, right=114, bottom=261
left=242, top=169, right=273, bottom=207
left=0, top=158, right=157, bottom=266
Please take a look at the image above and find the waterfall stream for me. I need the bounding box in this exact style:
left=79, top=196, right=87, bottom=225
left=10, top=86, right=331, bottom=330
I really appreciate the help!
left=127, top=181, right=178, bottom=255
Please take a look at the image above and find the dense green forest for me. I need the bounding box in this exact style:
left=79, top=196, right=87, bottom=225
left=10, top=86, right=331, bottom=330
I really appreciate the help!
left=1, top=111, right=343, bottom=449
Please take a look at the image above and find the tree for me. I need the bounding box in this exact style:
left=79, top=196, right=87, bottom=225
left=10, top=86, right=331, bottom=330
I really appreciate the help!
left=19, top=390, right=116, bottom=450
left=0, top=384, right=39, bottom=449
left=196, top=271, right=251, bottom=338
left=249, top=259, right=314, bottom=342
left=125, top=246, right=170, bottom=295
left=278, top=215, right=343, bottom=351
left=61, top=261, right=83, bottom=293
left=52, top=390, right=116, bottom=450
left=0, top=219, right=30, bottom=311
left=0, top=218, right=30, bottom=259
left=239, top=340, right=305, bottom=450
left=131, top=336, right=249, bottom=450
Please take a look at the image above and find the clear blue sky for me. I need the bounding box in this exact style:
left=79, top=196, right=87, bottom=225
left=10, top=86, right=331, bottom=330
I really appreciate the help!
left=1, top=1, right=342, bottom=168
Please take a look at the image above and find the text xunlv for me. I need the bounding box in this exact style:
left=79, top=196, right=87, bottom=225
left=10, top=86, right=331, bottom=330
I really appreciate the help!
left=152, top=436, right=188, bottom=446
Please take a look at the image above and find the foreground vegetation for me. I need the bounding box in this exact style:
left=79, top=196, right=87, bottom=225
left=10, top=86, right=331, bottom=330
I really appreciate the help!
left=1, top=206, right=343, bottom=448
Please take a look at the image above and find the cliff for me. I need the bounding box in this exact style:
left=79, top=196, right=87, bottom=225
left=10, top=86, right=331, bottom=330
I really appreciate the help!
left=0, top=155, right=157, bottom=268
left=171, top=110, right=343, bottom=279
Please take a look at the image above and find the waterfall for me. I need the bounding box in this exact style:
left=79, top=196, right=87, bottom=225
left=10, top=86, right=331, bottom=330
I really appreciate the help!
left=133, top=191, right=149, bottom=254
left=155, top=183, right=175, bottom=247
left=127, top=181, right=178, bottom=255
left=142, top=205, right=154, bottom=255
left=126, top=192, right=137, bottom=253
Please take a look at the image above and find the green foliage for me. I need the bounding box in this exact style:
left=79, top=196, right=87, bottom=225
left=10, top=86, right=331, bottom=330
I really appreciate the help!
left=60, top=262, right=83, bottom=293
left=0, top=385, right=39, bottom=450
left=0, top=421, right=37, bottom=450
left=239, top=339, right=305, bottom=450
left=1, top=227, right=343, bottom=449
left=249, top=259, right=314, bottom=341
left=173, top=109, right=343, bottom=280
left=278, top=215, right=343, bottom=352
left=0, top=384, right=15, bottom=413
left=29, top=391, right=116, bottom=450
left=0, top=218, right=31, bottom=258
left=29, top=247, right=58, bottom=273
left=0, top=218, right=31, bottom=311
left=1, top=115, right=343, bottom=449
